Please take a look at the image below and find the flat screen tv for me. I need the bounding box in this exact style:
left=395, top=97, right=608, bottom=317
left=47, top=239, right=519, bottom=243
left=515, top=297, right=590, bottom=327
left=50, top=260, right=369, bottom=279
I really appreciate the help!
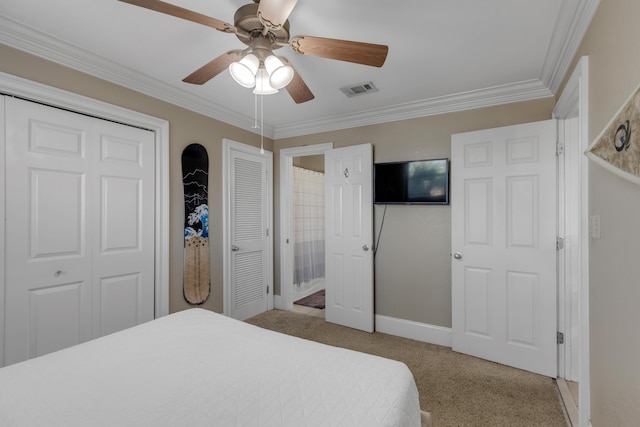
left=374, top=158, right=449, bottom=205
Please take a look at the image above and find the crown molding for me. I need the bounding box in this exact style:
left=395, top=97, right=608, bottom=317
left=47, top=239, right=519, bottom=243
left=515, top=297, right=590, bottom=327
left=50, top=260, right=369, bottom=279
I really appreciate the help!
left=0, top=16, right=274, bottom=138
left=0, top=0, right=597, bottom=140
left=273, top=80, right=553, bottom=139
left=540, top=0, right=600, bottom=94
left=274, top=0, right=600, bottom=139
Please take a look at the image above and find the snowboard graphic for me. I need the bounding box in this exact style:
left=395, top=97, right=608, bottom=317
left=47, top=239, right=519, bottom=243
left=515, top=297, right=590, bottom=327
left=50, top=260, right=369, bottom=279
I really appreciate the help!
left=182, top=143, right=210, bottom=305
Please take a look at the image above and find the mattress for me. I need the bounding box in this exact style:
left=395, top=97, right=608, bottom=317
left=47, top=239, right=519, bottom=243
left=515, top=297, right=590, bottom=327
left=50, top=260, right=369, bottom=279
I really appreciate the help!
left=0, top=308, right=421, bottom=427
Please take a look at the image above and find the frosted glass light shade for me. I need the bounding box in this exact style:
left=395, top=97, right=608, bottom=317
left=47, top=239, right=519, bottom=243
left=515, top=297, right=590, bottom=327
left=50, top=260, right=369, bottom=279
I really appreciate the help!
left=229, top=54, right=259, bottom=88
left=253, top=68, right=278, bottom=95
left=264, top=55, right=294, bottom=89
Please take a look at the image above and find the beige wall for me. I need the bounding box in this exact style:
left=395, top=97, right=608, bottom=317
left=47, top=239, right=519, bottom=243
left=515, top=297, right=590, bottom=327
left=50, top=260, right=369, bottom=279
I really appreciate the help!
left=0, top=44, right=273, bottom=315
left=275, top=99, right=554, bottom=327
left=293, top=154, right=324, bottom=172
left=561, top=0, right=640, bottom=424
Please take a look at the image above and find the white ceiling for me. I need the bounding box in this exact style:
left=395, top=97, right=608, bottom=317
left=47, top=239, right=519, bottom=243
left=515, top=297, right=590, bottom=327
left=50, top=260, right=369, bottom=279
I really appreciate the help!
left=0, top=0, right=597, bottom=139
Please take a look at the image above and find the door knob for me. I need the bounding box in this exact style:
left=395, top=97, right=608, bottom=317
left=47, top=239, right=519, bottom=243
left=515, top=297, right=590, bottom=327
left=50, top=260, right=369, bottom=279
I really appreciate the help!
left=231, top=245, right=240, bottom=252
left=453, top=252, right=463, bottom=260
left=362, top=244, right=370, bottom=251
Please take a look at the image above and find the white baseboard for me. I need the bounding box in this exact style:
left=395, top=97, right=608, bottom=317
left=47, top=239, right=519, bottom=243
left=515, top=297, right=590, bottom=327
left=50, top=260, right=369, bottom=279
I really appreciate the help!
left=269, top=304, right=452, bottom=348
left=375, top=315, right=452, bottom=348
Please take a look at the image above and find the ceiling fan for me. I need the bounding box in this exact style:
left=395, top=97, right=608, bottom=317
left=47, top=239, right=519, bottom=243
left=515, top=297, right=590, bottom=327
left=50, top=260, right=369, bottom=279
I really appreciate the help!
left=118, top=0, right=389, bottom=103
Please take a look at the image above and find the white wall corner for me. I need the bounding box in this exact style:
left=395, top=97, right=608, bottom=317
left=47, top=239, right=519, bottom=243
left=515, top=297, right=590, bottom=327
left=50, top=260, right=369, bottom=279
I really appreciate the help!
left=375, top=315, right=452, bottom=348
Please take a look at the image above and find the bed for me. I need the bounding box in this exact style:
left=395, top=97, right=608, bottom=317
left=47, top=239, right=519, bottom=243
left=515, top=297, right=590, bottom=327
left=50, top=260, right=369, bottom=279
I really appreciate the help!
left=0, top=308, right=429, bottom=426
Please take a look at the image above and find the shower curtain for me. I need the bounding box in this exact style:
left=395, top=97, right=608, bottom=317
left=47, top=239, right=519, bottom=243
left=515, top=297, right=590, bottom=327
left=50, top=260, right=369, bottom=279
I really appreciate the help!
left=293, top=166, right=325, bottom=288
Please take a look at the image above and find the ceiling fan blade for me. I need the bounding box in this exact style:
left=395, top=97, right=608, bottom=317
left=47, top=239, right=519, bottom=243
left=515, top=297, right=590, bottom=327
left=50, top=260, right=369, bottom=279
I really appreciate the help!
left=183, top=50, right=244, bottom=85
left=281, top=58, right=314, bottom=104
left=118, top=0, right=235, bottom=33
left=258, top=0, right=298, bottom=31
left=290, top=36, right=388, bottom=67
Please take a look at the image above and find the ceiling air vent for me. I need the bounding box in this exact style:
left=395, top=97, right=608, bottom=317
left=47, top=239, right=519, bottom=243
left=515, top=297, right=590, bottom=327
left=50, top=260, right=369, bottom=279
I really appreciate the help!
left=340, top=82, right=379, bottom=98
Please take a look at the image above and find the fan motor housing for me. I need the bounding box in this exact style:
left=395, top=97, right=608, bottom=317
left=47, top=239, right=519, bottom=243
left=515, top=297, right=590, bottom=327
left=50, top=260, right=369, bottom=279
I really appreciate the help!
left=234, top=3, right=290, bottom=50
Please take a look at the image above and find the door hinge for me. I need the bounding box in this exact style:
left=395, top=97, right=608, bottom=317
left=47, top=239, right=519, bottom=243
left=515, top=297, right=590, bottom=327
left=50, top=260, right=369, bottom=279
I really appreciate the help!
left=557, top=331, right=564, bottom=344
left=556, top=237, right=565, bottom=250
left=266, top=285, right=270, bottom=294
left=266, top=228, right=269, bottom=237
left=556, top=142, right=565, bottom=156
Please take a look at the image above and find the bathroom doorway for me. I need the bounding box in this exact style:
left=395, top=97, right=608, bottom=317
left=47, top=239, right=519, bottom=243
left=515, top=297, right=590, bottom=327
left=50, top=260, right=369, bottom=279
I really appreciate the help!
left=278, top=143, right=333, bottom=314
left=290, top=155, right=326, bottom=315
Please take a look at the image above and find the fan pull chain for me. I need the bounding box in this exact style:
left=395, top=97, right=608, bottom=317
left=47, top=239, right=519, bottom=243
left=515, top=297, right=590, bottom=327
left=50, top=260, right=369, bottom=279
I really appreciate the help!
left=252, top=92, right=258, bottom=129
left=260, top=92, right=264, bottom=154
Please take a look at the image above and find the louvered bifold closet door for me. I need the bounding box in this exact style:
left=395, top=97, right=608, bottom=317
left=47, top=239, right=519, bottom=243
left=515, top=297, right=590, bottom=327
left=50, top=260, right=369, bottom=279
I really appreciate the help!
left=230, top=150, right=268, bottom=320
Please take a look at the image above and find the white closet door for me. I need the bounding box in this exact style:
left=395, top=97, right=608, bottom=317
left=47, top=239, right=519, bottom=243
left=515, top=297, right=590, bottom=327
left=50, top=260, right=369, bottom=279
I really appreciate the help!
left=3, top=97, right=155, bottom=365
left=229, top=149, right=269, bottom=321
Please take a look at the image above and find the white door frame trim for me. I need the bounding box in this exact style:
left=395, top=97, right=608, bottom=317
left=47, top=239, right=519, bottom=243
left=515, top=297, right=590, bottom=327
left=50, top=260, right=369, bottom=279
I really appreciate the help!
left=0, top=89, right=5, bottom=367
left=553, top=56, right=590, bottom=427
left=0, top=72, right=170, bottom=366
left=222, top=138, right=273, bottom=317
left=277, top=143, right=333, bottom=310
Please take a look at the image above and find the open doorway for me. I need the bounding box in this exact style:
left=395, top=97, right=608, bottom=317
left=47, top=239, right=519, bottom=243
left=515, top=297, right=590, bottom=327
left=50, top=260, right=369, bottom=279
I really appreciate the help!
left=278, top=143, right=333, bottom=315
left=290, top=155, right=326, bottom=317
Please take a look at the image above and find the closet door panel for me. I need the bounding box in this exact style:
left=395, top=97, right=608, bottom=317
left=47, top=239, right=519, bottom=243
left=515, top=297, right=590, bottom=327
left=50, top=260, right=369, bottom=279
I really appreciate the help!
left=30, top=169, right=85, bottom=257
left=93, top=121, right=155, bottom=336
left=4, top=98, right=93, bottom=365
left=3, top=97, right=155, bottom=366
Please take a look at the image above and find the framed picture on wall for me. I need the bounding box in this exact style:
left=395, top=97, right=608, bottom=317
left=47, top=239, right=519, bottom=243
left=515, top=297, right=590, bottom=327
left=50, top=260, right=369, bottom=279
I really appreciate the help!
left=586, top=82, right=640, bottom=185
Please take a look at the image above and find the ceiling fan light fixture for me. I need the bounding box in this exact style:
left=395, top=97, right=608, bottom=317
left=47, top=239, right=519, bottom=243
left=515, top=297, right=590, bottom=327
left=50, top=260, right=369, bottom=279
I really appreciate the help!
left=264, top=55, right=294, bottom=89
left=253, top=67, right=279, bottom=95
left=229, top=53, right=259, bottom=88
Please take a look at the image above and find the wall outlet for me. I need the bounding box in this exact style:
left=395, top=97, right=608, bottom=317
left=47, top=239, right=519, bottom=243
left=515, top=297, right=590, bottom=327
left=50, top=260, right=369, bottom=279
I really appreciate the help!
left=590, top=215, right=601, bottom=239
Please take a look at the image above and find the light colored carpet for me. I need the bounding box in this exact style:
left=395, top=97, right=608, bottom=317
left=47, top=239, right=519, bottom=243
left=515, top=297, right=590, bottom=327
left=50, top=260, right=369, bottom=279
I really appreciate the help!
left=246, top=310, right=569, bottom=427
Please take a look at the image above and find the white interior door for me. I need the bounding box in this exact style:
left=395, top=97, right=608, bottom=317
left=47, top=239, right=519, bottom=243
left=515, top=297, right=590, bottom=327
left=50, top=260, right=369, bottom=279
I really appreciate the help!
left=4, top=97, right=155, bottom=365
left=324, top=144, right=374, bottom=333
left=227, top=142, right=272, bottom=321
left=451, top=119, right=558, bottom=377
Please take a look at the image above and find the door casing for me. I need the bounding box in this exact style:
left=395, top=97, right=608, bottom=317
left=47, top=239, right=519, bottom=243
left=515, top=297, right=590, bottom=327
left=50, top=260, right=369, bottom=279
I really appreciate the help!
left=553, top=56, right=590, bottom=427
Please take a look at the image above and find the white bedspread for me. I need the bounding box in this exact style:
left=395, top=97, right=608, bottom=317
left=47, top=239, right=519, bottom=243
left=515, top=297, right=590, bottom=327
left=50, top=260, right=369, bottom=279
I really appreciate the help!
left=0, top=308, right=420, bottom=427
